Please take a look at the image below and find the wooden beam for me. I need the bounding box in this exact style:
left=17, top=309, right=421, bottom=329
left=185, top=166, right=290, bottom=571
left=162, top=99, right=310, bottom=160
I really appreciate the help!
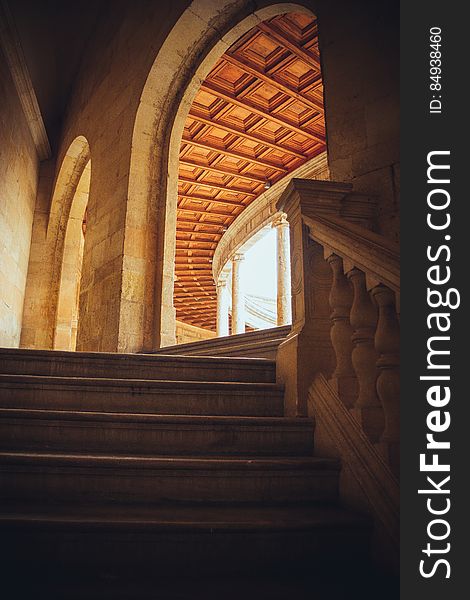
left=223, top=53, right=324, bottom=115
left=175, top=288, right=215, bottom=294
left=179, top=175, right=257, bottom=197
left=178, top=193, right=246, bottom=208
left=179, top=158, right=266, bottom=184
left=176, top=218, right=226, bottom=230
left=174, top=297, right=215, bottom=302
left=257, top=21, right=321, bottom=69
left=175, top=264, right=213, bottom=270
left=200, top=81, right=324, bottom=144
left=182, top=135, right=288, bottom=172
left=175, top=267, right=213, bottom=273
left=188, top=112, right=307, bottom=159
left=177, top=206, right=240, bottom=219
left=175, top=248, right=215, bottom=255
left=175, top=274, right=214, bottom=279
left=176, top=230, right=221, bottom=237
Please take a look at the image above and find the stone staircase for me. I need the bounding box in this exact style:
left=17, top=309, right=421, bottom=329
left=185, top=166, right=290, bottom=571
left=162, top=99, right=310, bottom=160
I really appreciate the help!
left=149, top=324, right=291, bottom=359
left=0, top=347, right=391, bottom=598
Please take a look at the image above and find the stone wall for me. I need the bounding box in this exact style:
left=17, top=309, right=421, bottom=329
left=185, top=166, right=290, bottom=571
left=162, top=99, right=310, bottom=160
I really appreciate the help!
left=17, top=0, right=399, bottom=352
left=175, top=320, right=216, bottom=345
left=0, top=46, right=39, bottom=347
left=318, top=0, right=400, bottom=242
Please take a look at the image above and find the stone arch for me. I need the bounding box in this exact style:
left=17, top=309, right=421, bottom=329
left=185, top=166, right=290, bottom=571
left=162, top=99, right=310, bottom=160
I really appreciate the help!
left=53, top=159, right=91, bottom=350
left=21, top=136, right=91, bottom=349
left=127, top=0, right=317, bottom=351
left=47, top=136, right=91, bottom=350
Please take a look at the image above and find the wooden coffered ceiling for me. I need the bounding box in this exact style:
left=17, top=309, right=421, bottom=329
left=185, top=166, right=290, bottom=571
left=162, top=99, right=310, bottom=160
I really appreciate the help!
left=175, top=12, right=326, bottom=330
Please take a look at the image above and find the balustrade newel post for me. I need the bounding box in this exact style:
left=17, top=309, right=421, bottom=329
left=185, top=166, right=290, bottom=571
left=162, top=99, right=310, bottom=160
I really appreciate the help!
left=347, top=268, right=384, bottom=442
left=371, top=284, right=400, bottom=474
left=327, top=253, right=357, bottom=408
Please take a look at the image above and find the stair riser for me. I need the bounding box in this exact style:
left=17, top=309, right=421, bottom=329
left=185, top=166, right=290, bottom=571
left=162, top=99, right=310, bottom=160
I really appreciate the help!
left=0, top=468, right=338, bottom=504
left=1, top=529, right=369, bottom=578
left=0, top=420, right=314, bottom=456
left=0, top=356, right=275, bottom=383
left=0, top=386, right=284, bottom=417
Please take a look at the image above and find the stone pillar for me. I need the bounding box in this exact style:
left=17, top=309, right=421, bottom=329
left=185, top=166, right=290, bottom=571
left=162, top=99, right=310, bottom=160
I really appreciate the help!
left=231, top=253, right=245, bottom=335
left=216, top=279, right=229, bottom=337
left=273, top=213, right=292, bottom=326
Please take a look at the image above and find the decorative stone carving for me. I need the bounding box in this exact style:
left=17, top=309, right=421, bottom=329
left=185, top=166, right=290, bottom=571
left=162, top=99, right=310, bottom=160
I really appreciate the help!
left=371, top=284, right=400, bottom=474
left=326, top=253, right=357, bottom=408
left=347, top=268, right=384, bottom=442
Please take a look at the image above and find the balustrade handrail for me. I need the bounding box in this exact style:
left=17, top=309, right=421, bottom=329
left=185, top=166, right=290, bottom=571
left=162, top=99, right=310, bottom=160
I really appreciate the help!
left=302, top=213, right=400, bottom=293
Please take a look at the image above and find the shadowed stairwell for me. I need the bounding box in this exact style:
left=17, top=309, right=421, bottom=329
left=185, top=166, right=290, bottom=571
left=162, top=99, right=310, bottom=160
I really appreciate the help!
left=0, top=347, right=396, bottom=598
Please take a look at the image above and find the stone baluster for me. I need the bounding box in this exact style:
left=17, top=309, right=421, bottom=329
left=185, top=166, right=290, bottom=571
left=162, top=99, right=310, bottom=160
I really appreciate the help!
left=371, top=284, right=400, bottom=474
left=347, top=267, right=384, bottom=442
left=326, top=253, right=357, bottom=408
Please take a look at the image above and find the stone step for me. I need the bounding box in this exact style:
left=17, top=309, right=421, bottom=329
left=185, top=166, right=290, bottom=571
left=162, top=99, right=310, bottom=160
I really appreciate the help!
left=0, top=408, right=314, bottom=456
left=0, top=348, right=275, bottom=383
left=0, top=452, right=339, bottom=504
left=149, top=325, right=291, bottom=359
left=0, top=504, right=371, bottom=581
left=0, top=375, right=284, bottom=416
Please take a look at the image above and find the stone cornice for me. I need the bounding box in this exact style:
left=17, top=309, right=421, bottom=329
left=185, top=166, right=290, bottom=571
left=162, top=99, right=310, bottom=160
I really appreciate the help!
left=0, top=0, right=51, bottom=160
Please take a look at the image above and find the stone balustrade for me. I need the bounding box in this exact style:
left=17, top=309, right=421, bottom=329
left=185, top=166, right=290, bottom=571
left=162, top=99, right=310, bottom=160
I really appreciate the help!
left=276, top=179, right=400, bottom=475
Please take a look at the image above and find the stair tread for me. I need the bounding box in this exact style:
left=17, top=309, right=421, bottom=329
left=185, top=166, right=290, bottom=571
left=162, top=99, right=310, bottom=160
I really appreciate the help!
left=148, top=325, right=291, bottom=351
left=0, top=451, right=339, bottom=470
left=0, top=374, right=282, bottom=390
left=0, top=407, right=312, bottom=427
left=170, top=339, right=287, bottom=358
left=0, top=347, right=275, bottom=366
left=0, top=503, right=368, bottom=531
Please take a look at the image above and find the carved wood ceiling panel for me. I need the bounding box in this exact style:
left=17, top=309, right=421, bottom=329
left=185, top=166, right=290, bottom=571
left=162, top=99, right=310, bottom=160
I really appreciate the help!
left=175, top=12, right=325, bottom=330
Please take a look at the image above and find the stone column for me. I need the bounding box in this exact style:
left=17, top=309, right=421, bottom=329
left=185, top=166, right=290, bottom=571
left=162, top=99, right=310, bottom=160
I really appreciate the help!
left=216, top=279, right=229, bottom=337
left=231, top=253, right=245, bottom=335
left=273, top=213, right=292, bottom=326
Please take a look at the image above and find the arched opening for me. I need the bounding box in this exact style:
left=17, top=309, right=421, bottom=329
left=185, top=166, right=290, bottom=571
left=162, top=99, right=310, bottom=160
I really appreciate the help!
left=128, top=1, right=327, bottom=351
left=20, top=135, right=91, bottom=350
left=53, top=159, right=91, bottom=350
left=233, top=227, right=279, bottom=332
left=173, top=10, right=326, bottom=340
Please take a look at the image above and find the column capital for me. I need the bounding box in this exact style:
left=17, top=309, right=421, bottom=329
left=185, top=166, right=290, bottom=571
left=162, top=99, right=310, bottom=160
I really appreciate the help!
left=272, top=212, right=289, bottom=228
left=232, top=253, right=245, bottom=262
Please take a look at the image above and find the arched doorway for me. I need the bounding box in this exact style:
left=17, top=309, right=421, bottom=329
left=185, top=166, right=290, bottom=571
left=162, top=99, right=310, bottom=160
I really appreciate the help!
left=20, top=135, right=91, bottom=350
left=174, top=11, right=326, bottom=337
left=128, top=1, right=327, bottom=351
left=53, top=159, right=91, bottom=350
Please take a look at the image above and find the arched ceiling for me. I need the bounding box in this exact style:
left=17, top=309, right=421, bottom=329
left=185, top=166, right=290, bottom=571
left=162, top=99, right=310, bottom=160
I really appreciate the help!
left=175, top=12, right=326, bottom=330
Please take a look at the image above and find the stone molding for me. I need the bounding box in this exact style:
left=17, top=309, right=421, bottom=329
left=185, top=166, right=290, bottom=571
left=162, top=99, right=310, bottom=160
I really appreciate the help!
left=0, top=1, right=51, bottom=160
left=309, top=373, right=399, bottom=549
left=129, top=0, right=320, bottom=350
left=303, top=214, right=400, bottom=293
